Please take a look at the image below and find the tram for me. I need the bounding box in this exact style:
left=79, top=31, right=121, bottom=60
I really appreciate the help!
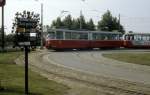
left=45, top=29, right=123, bottom=50
left=124, top=33, right=150, bottom=48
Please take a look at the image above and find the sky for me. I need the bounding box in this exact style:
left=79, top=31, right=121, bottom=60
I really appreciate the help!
left=1, top=0, right=150, bottom=34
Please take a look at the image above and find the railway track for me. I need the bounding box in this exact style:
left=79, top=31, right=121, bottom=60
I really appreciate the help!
left=20, top=50, right=150, bottom=95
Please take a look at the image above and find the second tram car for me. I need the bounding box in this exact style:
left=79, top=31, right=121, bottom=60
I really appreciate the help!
left=45, top=29, right=123, bottom=50
left=124, top=33, right=150, bottom=48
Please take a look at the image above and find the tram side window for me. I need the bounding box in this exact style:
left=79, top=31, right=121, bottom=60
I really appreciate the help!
left=101, top=34, right=108, bottom=40
left=130, top=35, right=134, bottom=40
left=79, top=33, right=88, bottom=40
left=111, top=34, right=116, bottom=40
left=138, top=35, right=142, bottom=40
left=143, top=35, right=149, bottom=41
left=92, top=33, right=101, bottom=40
left=106, top=34, right=111, bottom=40
left=125, top=35, right=131, bottom=40
left=92, top=33, right=97, bottom=40
left=108, top=34, right=120, bottom=40
left=146, top=36, right=149, bottom=41
left=125, top=35, right=127, bottom=40
left=47, top=32, right=55, bottom=39
left=119, top=34, right=123, bottom=40
left=56, top=31, right=63, bottom=39
left=149, top=36, right=150, bottom=41
left=65, top=32, right=71, bottom=39
left=134, top=35, right=137, bottom=41
left=71, top=32, right=79, bottom=39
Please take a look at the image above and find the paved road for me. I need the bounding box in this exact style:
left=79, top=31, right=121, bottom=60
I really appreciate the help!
left=45, top=50, right=150, bottom=85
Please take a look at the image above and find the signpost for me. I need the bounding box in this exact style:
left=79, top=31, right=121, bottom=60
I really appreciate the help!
left=18, top=19, right=38, bottom=95
left=12, top=11, right=40, bottom=95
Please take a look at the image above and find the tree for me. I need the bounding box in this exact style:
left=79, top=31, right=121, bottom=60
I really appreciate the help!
left=50, top=14, right=96, bottom=31
left=80, top=15, right=87, bottom=29
left=71, top=18, right=80, bottom=30
left=51, top=17, right=63, bottom=28
left=55, top=17, right=63, bottom=28
left=97, top=10, right=125, bottom=33
left=87, top=18, right=95, bottom=30
left=5, top=34, right=15, bottom=46
left=62, top=15, right=72, bottom=29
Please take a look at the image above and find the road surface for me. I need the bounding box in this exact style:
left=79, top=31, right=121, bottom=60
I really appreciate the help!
left=45, top=50, right=150, bottom=85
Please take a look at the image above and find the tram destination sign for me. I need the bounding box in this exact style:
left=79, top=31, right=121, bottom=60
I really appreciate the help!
left=0, top=0, right=5, bottom=6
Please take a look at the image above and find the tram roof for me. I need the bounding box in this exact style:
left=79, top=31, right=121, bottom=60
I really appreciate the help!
left=48, top=29, right=122, bottom=34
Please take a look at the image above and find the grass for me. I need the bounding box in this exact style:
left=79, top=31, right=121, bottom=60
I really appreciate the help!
left=0, top=52, right=69, bottom=95
left=103, top=53, right=150, bottom=66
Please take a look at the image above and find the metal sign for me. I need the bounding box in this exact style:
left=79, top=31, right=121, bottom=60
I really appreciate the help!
left=0, top=0, right=5, bottom=7
left=19, top=42, right=30, bottom=46
left=17, top=19, right=38, bottom=29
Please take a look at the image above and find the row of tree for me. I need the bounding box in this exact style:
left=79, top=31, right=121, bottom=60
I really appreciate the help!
left=51, top=10, right=125, bottom=33
left=51, top=15, right=95, bottom=31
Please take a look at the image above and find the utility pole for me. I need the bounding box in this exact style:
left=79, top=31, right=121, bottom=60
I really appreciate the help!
left=40, top=3, right=43, bottom=49
left=118, top=14, right=120, bottom=32
left=80, top=0, right=86, bottom=30
left=1, top=3, right=5, bottom=52
left=80, top=10, right=82, bottom=30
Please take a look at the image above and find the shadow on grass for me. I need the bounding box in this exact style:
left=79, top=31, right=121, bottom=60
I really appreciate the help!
left=0, top=87, right=42, bottom=95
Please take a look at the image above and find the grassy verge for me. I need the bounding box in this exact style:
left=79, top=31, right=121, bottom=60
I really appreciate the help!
left=103, top=53, right=150, bottom=66
left=0, top=52, right=69, bottom=95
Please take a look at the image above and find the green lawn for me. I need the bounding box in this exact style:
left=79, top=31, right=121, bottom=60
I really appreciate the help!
left=0, top=52, right=69, bottom=95
left=103, top=53, right=150, bottom=66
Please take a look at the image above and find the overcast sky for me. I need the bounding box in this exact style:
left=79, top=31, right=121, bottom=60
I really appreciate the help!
left=1, top=0, right=150, bottom=34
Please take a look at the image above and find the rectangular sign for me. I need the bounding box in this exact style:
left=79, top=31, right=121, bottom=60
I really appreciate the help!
left=0, top=0, right=5, bottom=7
left=19, top=42, right=30, bottom=46
left=17, top=27, right=25, bottom=32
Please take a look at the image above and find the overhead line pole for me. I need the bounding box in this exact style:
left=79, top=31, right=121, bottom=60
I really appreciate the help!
left=40, top=3, right=43, bottom=49
left=80, top=10, right=82, bottom=30
left=1, top=5, right=5, bottom=51
left=118, top=14, right=120, bottom=32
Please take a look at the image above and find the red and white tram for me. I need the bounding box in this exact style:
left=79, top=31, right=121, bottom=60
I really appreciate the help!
left=45, top=29, right=123, bottom=50
left=124, top=33, right=150, bottom=48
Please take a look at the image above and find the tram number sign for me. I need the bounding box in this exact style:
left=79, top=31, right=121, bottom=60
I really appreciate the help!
left=0, top=0, right=5, bottom=7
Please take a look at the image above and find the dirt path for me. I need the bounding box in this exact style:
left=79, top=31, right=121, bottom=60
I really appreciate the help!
left=15, top=50, right=150, bottom=95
